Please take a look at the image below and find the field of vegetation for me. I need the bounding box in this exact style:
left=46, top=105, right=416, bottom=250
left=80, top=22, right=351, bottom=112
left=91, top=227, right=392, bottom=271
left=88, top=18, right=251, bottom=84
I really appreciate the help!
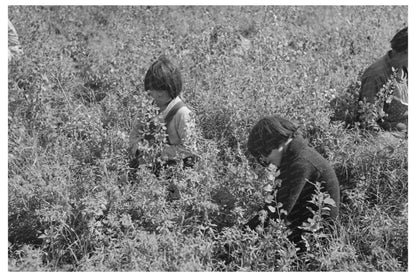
left=8, top=6, right=408, bottom=271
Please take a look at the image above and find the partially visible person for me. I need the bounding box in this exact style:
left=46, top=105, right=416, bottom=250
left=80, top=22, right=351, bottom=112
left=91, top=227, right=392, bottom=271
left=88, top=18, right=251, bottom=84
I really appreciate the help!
left=8, top=19, right=24, bottom=63
left=245, top=116, right=340, bottom=253
left=359, top=27, right=408, bottom=132
left=128, top=55, right=198, bottom=200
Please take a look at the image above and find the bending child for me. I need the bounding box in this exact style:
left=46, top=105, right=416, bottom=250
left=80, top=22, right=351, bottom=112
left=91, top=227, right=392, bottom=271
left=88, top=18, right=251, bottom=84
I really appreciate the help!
left=245, top=115, right=340, bottom=252
left=128, top=55, right=198, bottom=200
left=359, top=27, right=408, bottom=132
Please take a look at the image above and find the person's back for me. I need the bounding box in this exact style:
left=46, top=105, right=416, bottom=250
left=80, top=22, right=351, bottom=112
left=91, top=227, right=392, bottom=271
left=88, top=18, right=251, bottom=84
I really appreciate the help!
left=245, top=116, right=340, bottom=253
left=277, top=136, right=340, bottom=227
left=157, top=96, right=196, bottom=161
left=360, top=55, right=395, bottom=103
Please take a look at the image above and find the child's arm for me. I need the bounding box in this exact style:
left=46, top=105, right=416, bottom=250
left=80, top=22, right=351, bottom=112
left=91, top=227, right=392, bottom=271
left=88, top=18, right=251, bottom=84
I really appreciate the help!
left=245, top=163, right=313, bottom=231
left=360, top=74, right=385, bottom=104
left=245, top=162, right=314, bottom=231
left=272, top=162, right=314, bottom=220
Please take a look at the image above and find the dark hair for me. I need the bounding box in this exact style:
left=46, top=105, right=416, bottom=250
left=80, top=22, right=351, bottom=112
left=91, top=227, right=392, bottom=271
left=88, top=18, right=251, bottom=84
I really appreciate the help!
left=247, top=115, right=298, bottom=160
left=144, top=55, right=182, bottom=98
left=390, top=27, right=407, bottom=53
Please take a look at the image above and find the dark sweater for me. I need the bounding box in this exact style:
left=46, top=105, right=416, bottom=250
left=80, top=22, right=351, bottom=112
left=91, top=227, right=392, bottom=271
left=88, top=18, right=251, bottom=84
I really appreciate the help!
left=359, top=52, right=408, bottom=131
left=247, top=136, right=340, bottom=230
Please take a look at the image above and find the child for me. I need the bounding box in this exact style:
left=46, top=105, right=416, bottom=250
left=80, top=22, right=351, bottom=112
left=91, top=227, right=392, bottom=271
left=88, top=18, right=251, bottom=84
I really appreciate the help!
left=128, top=55, right=198, bottom=200
left=245, top=115, right=340, bottom=252
left=359, top=27, right=408, bottom=132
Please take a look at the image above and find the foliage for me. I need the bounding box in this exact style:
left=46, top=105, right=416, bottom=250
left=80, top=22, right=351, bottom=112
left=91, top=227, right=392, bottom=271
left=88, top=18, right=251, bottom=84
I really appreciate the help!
left=356, top=69, right=401, bottom=131
left=8, top=6, right=407, bottom=271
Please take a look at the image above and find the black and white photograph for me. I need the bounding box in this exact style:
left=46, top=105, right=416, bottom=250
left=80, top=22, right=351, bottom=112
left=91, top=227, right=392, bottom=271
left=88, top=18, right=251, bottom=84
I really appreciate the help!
left=7, top=2, right=410, bottom=272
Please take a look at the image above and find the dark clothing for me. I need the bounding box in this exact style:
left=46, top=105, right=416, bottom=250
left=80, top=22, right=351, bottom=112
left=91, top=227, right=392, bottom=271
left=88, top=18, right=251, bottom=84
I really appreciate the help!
left=359, top=51, right=408, bottom=131
left=246, top=136, right=340, bottom=249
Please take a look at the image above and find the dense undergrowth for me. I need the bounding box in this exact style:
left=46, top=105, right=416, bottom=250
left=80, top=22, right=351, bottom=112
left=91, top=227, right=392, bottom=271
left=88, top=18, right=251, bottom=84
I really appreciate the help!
left=8, top=6, right=407, bottom=271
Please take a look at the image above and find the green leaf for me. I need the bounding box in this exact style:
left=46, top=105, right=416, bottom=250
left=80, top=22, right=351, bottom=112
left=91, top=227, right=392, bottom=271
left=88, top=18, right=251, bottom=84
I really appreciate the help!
left=264, top=194, right=274, bottom=204
left=323, top=197, right=336, bottom=207
left=267, top=205, right=276, bottom=213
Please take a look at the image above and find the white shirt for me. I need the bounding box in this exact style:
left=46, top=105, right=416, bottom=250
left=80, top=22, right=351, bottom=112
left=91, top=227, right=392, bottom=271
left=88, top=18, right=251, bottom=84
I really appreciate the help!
left=159, top=97, right=196, bottom=160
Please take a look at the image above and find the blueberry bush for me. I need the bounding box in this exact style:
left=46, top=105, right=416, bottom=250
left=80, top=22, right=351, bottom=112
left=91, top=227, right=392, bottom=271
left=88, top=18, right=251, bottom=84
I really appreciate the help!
left=8, top=6, right=407, bottom=271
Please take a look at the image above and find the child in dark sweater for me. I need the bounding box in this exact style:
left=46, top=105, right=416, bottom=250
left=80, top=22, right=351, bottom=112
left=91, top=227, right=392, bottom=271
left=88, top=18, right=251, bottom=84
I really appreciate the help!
left=245, top=116, right=340, bottom=251
left=359, top=27, right=407, bottom=132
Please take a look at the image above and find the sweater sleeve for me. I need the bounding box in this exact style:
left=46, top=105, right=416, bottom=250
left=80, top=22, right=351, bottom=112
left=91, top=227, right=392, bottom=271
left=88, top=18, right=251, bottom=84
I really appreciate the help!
left=274, top=161, right=314, bottom=218
left=360, top=75, right=384, bottom=104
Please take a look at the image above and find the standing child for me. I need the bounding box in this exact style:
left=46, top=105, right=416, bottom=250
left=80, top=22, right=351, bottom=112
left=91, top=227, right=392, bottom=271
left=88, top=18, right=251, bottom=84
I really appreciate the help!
left=245, top=115, right=340, bottom=252
left=128, top=55, right=198, bottom=200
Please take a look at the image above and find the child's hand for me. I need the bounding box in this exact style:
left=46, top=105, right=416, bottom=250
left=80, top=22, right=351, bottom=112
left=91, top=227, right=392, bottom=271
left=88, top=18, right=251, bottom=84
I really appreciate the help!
left=395, top=122, right=407, bottom=132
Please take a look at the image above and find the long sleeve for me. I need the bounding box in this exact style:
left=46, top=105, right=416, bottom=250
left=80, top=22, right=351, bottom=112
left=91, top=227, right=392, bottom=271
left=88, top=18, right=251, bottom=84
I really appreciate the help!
left=360, top=74, right=385, bottom=104
left=245, top=163, right=313, bottom=230
left=275, top=162, right=313, bottom=219
left=359, top=54, right=392, bottom=104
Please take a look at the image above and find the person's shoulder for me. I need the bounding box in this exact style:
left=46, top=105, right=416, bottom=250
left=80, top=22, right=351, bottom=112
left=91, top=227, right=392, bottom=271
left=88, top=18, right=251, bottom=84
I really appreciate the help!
left=279, top=157, right=314, bottom=184
left=362, top=53, right=390, bottom=79
left=285, top=148, right=316, bottom=172
left=295, top=145, right=331, bottom=171
left=175, top=98, right=192, bottom=114
left=172, top=103, right=193, bottom=124
left=302, top=147, right=338, bottom=180
left=176, top=104, right=192, bottom=116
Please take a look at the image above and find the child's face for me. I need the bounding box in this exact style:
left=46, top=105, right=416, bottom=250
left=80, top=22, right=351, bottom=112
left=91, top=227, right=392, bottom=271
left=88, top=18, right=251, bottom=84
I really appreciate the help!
left=147, top=90, right=172, bottom=109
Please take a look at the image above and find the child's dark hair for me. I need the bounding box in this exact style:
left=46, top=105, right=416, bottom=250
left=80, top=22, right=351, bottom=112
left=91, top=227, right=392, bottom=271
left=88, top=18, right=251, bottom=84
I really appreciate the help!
left=247, top=115, right=298, bottom=159
left=391, top=27, right=407, bottom=53
left=144, top=55, right=182, bottom=98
